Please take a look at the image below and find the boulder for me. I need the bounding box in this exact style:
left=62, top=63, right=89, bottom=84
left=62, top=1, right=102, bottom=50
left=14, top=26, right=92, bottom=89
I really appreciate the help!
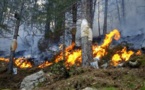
left=20, top=70, right=46, bottom=90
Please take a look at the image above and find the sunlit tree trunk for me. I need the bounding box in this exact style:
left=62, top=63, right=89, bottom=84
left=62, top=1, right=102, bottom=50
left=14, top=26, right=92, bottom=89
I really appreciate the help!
left=103, top=0, right=108, bottom=35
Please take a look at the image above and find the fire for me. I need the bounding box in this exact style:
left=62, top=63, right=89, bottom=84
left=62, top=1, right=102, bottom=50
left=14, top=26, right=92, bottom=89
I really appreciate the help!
left=14, top=57, right=33, bottom=68
left=136, top=50, right=142, bottom=56
left=65, top=50, right=82, bottom=67
left=101, top=29, right=120, bottom=48
left=38, top=61, right=53, bottom=68
left=54, top=29, right=121, bottom=68
left=111, top=47, right=134, bottom=66
left=0, top=57, right=33, bottom=68
left=93, top=29, right=120, bottom=59
left=0, top=29, right=142, bottom=69
left=0, top=57, right=9, bottom=62
left=55, top=42, right=75, bottom=63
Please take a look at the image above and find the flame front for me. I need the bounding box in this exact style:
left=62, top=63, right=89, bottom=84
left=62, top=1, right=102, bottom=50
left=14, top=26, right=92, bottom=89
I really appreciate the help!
left=38, top=61, right=53, bottom=68
left=0, top=29, right=142, bottom=69
left=54, top=29, right=121, bottom=68
left=111, top=47, right=134, bottom=66
left=0, top=57, right=9, bottom=62
left=14, top=58, right=32, bottom=68
left=93, top=29, right=120, bottom=59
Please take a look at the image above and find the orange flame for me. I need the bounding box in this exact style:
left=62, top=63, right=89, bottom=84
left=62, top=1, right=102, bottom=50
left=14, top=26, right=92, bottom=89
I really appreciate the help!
left=14, top=57, right=33, bottom=68
left=38, top=61, right=53, bottom=68
left=111, top=47, right=134, bottom=66
left=101, top=29, right=120, bottom=48
left=0, top=57, right=9, bottom=62
left=0, top=29, right=142, bottom=69
left=136, top=50, right=142, bottom=56
left=40, top=29, right=121, bottom=68
left=93, top=29, right=120, bottom=59
left=65, top=50, right=82, bottom=67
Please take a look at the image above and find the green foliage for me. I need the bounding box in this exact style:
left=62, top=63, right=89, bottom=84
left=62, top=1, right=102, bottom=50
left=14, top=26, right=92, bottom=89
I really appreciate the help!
left=140, top=82, right=145, bottom=90
left=48, top=60, right=70, bottom=79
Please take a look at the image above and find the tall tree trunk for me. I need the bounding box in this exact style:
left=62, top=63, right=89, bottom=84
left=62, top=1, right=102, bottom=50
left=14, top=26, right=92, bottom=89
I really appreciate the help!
left=87, top=0, right=93, bottom=28
left=92, top=0, right=97, bottom=22
left=116, top=0, right=121, bottom=25
left=62, top=13, right=65, bottom=61
left=98, top=1, right=101, bottom=36
left=122, top=0, right=125, bottom=25
left=44, top=18, right=50, bottom=39
left=71, top=3, right=77, bottom=43
left=81, top=0, right=93, bottom=66
left=8, top=1, right=24, bottom=74
left=103, top=0, right=108, bottom=35
left=0, top=0, right=7, bottom=24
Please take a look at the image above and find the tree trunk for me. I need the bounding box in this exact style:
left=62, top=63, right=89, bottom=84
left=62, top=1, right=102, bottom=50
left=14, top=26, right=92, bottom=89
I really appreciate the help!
left=81, top=37, right=89, bottom=66
left=44, top=18, right=50, bottom=39
left=71, top=3, right=77, bottom=43
left=122, top=0, right=125, bottom=25
left=81, top=0, right=93, bottom=66
left=103, top=0, right=108, bottom=35
left=87, top=0, right=93, bottom=28
left=8, top=2, right=24, bottom=73
left=116, top=0, right=121, bottom=25
left=98, top=1, right=101, bottom=36
left=62, top=13, right=65, bottom=61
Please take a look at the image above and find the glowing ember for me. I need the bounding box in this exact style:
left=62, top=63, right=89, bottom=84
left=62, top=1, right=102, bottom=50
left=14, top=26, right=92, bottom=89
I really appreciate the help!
left=38, top=61, right=53, bottom=68
left=14, top=57, right=32, bottom=68
left=0, top=57, right=9, bottom=62
left=111, top=47, right=134, bottom=66
left=136, top=50, right=142, bottom=56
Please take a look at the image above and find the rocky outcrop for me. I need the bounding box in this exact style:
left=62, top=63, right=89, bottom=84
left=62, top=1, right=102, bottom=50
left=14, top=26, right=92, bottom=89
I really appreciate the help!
left=20, top=70, right=46, bottom=90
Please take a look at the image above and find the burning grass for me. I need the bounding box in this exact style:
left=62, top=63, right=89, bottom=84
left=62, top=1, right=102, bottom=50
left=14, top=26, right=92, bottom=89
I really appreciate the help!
left=0, top=29, right=143, bottom=69
left=0, top=29, right=145, bottom=89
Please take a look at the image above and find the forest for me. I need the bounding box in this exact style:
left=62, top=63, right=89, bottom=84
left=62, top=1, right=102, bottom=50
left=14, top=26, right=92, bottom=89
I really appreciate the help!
left=0, top=0, right=145, bottom=90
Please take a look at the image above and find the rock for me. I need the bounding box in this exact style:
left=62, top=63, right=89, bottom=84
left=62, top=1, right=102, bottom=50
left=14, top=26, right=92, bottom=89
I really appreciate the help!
left=90, top=57, right=100, bottom=69
left=101, top=63, right=108, bottom=69
left=20, top=70, right=46, bottom=90
left=90, top=61, right=99, bottom=69
left=128, top=60, right=140, bottom=68
left=82, top=87, right=97, bottom=90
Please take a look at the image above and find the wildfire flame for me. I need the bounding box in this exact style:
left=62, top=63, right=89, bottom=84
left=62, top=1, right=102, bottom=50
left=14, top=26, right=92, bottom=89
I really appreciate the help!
left=0, top=29, right=142, bottom=68
left=0, top=57, right=9, bottom=62
left=111, top=47, right=134, bottom=66
left=38, top=61, right=53, bottom=68
left=93, top=29, right=120, bottom=59
left=14, top=57, right=33, bottom=68
left=136, top=50, right=142, bottom=56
